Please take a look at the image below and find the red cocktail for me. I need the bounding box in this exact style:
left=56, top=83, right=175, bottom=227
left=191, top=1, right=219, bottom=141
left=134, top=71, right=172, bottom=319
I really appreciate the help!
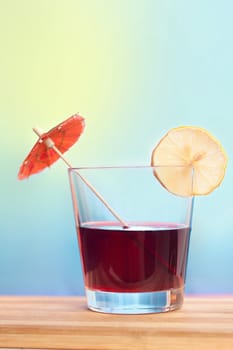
left=79, top=222, right=190, bottom=293
left=69, top=166, right=193, bottom=313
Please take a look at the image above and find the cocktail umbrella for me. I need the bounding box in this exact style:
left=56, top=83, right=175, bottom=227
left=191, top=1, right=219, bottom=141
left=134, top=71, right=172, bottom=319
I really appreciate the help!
left=18, top=114, right=85, bottom=179
left=18, top=113, right=128, bottom=228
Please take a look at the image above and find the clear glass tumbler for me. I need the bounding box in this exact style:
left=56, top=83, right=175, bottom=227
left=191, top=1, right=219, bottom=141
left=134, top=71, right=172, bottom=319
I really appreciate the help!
left=68, top=166, right=194, bottom=314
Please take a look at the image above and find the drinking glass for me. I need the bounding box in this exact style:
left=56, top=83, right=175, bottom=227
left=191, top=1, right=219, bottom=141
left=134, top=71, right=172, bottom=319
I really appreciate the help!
left=68, top=166, right=193, bottom=314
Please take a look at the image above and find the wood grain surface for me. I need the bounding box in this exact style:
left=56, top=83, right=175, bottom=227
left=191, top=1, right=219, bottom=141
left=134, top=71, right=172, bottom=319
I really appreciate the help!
left=0, top=296, right=232, bottom=349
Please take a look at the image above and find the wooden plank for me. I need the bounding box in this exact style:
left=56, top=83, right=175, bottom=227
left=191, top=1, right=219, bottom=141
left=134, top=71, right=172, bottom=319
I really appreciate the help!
left=0, top=296, right=232, bottom=349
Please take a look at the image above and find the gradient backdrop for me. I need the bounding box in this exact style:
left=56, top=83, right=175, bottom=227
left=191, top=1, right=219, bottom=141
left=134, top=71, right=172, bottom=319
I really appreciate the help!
left=1, top=0, right=233, bottom=295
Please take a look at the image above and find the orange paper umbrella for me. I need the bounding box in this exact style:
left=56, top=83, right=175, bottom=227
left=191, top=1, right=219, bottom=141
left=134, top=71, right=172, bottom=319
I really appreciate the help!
left=18, top=113, right=85, bottom=180
left=18, top=113, right=128, bottom=228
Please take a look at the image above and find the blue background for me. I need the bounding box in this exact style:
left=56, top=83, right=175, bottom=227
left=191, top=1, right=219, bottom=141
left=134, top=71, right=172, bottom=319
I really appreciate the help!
left=0, top=0, right=232, bottom=295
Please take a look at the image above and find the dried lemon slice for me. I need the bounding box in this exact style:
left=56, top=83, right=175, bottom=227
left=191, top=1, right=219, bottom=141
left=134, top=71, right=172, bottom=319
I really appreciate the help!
left=151, top=126, right=227, bottom=196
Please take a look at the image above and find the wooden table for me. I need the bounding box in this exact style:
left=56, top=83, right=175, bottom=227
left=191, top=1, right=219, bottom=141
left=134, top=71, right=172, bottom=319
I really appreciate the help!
left=0, top=296, right=232, bottom=349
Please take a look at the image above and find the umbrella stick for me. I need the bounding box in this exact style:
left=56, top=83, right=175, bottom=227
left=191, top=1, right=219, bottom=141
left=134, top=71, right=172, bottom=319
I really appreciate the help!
left=33, top=128, right=129, bottom=229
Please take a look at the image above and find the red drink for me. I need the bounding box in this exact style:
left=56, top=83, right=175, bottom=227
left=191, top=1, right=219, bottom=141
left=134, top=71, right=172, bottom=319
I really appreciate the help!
left=78, top=222, right=191, bottom=293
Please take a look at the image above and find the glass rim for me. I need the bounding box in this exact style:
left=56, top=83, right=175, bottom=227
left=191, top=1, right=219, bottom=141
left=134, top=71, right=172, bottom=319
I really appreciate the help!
left=68, top=165, right=194, bottom=171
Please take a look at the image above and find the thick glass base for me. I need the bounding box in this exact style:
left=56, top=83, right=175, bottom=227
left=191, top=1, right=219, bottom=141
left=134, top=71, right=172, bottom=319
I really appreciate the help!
left=86, top=287, right=184, bottom=314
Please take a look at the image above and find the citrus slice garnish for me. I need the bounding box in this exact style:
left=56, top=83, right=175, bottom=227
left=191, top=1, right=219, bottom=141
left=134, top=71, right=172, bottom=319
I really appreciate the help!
left=151, top=126, right=227, bottom=196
